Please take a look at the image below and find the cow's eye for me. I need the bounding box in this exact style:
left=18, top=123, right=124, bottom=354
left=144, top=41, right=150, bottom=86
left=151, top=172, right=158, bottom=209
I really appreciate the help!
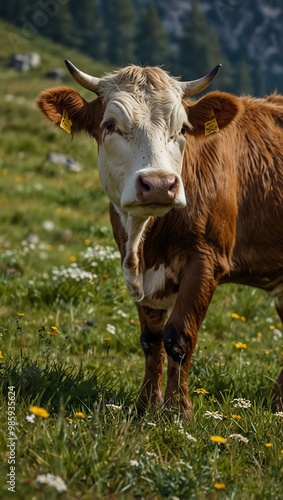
left=180, top=125, right=187, bottom=135
left=104, top=121, right=116, bottom=132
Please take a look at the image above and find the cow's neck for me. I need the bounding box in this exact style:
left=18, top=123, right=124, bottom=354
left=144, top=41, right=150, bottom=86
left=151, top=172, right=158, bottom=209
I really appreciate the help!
left=119, top=212, right=150, bottom=302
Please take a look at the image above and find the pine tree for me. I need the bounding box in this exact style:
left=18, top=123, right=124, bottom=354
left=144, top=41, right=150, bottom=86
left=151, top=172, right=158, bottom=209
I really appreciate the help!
left=0, top=0, right=30, bottom=25
left=135, top=1, right=171, bottom=67
left=254, top=65, right=266, bottom=97
left=236, top=56, right=254, bottom=95
left=70, top=0, right=107, bottom=60
left=206, top=26, right=233, bottom=92
left=177, top=0, right=210, bottom=80
left=42, top=2, right=75, bottom=47
left=102, top=0, right=135, bottom=65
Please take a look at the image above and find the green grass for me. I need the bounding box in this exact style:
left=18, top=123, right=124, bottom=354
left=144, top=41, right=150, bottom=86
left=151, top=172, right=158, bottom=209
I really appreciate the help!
left=1, top=19, right=283, bottom=499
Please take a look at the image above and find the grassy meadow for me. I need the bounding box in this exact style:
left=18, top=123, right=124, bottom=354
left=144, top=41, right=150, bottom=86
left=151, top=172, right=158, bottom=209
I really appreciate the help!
left=0, top=19, right=283, bottom=499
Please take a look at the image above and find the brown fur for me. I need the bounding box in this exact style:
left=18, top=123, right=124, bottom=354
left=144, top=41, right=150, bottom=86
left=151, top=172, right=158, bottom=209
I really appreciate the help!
left=38, top=80, right=283, bottom=418
left=37, top=87, right=104, bottom=141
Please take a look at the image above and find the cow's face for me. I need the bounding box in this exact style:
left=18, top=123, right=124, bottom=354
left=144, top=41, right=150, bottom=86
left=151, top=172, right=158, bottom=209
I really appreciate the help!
left=97, top=87, right=188, bottom=218
left=38, top=63, right=242, bottom=222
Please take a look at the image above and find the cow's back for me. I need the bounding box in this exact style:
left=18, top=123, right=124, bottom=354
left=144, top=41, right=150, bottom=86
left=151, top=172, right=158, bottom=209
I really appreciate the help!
left=221, top=94, right=283, bottom=289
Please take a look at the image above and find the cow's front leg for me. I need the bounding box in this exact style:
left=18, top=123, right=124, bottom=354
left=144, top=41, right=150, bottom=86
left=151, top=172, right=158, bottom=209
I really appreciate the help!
left=136, top=306, right=167, bottom=412
left=163, top=256, right=219, bottom=419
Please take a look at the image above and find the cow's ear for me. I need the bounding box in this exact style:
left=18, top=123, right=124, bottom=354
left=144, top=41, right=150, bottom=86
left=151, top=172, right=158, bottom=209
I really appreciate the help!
left=184, top=91, right=243, bottom=137
left=37, top=86, right=103, bottom=140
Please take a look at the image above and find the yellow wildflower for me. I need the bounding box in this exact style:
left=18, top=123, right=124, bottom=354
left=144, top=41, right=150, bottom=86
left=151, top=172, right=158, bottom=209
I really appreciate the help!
left=17, top=312, right=25, bottom=317
left=210, top=435, right=227, bottom=444
left=29, top=406, right=50, bottom=418
left=265, top=443, right=273, bottom=447
left=70, top=255, right=76, bottom=262
left=194, top=388, right=209, bottom=395
left=214, top=482, right=226, bottom=490
left=84, top=239, right=90, bottom=245
left=240, top=316, right=246, bottom=321
left=0, top=351, right=3, bottom=359
left=231, top=313, right=240, bottom=319
left=66, top=417, right=73, bottom=423
left=231, top=414, right=241, bottom=420
left=51, top=326, right=60, bottom=334
left=269, top=325, right=275, bottom=331
left=257, top=332, right=262, bottom=342
left=235, top=342, right=247, bottom=349
left=75, top=412, right=85, bottom=419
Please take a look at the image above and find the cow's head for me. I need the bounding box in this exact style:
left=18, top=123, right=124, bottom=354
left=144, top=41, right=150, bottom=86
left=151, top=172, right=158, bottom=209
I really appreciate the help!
left=37, top=61, right=223, bottom=221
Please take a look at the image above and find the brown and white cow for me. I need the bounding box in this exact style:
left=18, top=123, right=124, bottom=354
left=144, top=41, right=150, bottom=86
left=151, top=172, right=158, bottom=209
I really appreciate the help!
left=37, top=61, right=283, bottom=418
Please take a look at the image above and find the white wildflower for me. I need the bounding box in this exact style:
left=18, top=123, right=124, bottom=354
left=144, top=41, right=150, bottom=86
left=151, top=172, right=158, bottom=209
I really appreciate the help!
left=26, top=414, right=36, bottom=424
left=42, top=220, right=55, bottom=231
left=185, top=433, right=197, bottom=442
left=204, top=410, right=223, bottom=420
left=229, top=433, right=249, bottom=444
left=36, top=473, right=67, bottom=493
left=130, top=460, right=139, bottom=467
left=231, top=398, right=251, bottom=408
left=272, top=329, right=282, bottom=339
left=106, top=323, right=116, bottom=335
left=105, top=404, right=122, bottom=412
left=274, top=411, right=283, bottom=418
left=117, top=309, right=127, bottom=318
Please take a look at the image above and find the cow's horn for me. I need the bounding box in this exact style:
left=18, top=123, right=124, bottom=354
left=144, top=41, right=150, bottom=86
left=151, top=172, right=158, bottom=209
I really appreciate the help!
left=65, top=59, right=100, bottom=94
left=180, top=64, right=222, bottom=97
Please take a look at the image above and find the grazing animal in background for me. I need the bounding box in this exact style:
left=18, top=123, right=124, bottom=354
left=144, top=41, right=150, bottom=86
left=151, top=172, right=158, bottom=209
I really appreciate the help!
left=37, top=60, right=283, bottom=418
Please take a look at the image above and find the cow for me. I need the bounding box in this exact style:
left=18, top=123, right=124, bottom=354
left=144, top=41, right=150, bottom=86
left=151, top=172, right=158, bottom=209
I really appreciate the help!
left=37, top=60, right=283, bottom=419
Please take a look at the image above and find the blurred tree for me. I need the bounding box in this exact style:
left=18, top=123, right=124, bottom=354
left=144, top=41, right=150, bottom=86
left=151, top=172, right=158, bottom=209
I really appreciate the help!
left=135, top=1, right=171, bottom=67
left=43, top=2, right=75, bottom=47
left=0, top=0, right=30, bottom=25
left=206, top=26, right=233, bottom=92
left=177, top=0, right=210, bottom=79
left=102, top=0, right=135, bottom=65
left=236, top=56, right=254, bottom=95
left=253, top=64, right=266, bottom=97
left=70, top=0, right=107, bottom=60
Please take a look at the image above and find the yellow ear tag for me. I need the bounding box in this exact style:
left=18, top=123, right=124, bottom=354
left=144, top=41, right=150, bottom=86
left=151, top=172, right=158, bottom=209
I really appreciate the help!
left=60, top=109, right=72, bottom=134
left=204, top=117, right=219, bottom=136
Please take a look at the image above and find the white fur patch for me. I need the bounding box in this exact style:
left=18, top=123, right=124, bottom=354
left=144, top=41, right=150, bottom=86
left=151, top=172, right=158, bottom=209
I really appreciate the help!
left=141, top=264, right=178, bottom=312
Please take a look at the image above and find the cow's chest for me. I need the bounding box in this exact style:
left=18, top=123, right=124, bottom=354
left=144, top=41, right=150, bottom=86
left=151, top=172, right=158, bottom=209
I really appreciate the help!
left=140, top=263, right=180, bottom=312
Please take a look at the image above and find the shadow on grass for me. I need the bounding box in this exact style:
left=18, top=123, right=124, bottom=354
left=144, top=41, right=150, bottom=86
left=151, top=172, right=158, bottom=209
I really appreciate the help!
left=0, top=356, right=135, bottom=414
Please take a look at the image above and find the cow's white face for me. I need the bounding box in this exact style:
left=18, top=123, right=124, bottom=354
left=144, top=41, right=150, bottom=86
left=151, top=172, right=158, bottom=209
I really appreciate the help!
left=97, top=89, right=188, bottom=220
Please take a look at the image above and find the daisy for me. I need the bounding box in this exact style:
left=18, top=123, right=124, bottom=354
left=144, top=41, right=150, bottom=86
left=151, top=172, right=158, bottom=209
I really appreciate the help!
left=231, top=398, right=251, bottom=408
left=229, top=433, right=249, bottom=444
left=204, top=410, right=223, bottom=420
left=36, top=473, right=67, bottom=493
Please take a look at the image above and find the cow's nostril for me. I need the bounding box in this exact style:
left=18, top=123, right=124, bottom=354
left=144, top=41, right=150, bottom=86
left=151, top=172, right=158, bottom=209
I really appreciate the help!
left=140, top=177, right=151, bottom=192
left=168, top=178, right=178, bottom=193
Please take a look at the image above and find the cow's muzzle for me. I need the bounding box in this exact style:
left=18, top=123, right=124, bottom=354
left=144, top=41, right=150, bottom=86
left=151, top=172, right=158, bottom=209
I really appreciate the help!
left=136, top=173, right=180, bottom=205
